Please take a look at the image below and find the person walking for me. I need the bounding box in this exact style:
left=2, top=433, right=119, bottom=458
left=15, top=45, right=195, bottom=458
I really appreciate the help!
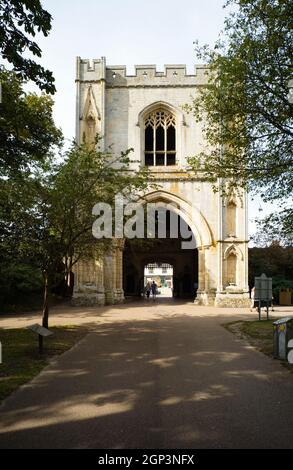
left=151, top=280, right=157, bottom=300
left=145, top=282, right=151, bottom=299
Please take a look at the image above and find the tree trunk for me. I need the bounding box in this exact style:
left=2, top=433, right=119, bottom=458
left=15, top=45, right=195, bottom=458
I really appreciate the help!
left=42, top=273, right=50, bottom=329
left=65, top=256, right=74, bottom=298
left=68, top=257, right=73, bottom=295
left=64, top=270, right=69, bottom=297
left=64, top=255, right=69, bottom=297
left=38, top=334, right=43, bottom=355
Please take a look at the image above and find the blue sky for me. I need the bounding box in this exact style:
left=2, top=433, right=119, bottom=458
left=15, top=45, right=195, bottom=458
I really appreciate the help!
left=31, top=0, right=275, bottom=236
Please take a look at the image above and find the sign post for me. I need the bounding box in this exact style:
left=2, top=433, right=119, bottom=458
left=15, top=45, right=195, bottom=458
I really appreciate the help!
left=27, top=324, right=53, bottom=354
left=254, top=273, right=272, bottom=321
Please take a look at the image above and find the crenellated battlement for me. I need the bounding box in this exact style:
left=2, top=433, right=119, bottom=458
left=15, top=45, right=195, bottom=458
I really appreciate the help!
left=76, top=57, right=209, bottom=87
left=76, top=57, right=106, bottom=81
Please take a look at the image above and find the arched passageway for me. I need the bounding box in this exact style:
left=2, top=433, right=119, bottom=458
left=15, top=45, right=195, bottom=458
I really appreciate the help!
left=123, top=209, right=198, bottom=301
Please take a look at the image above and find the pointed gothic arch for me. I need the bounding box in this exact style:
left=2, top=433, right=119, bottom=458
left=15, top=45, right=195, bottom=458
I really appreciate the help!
left=138, top=101, right=185, bottom=125
left=137, top=101, right=186, bottom=167
left=82, top=85, right=101, bottom=121
left=224, top=244, right=244, bottom=261
left=140, top=190, right=214, bottom=249
left=81, top=85, right=101, bottom=144
left=223, top=244, right=244, bottom=287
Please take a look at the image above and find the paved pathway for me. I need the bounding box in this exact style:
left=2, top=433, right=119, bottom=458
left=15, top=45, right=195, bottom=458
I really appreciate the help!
left=0, top=300, right=293, bottom=448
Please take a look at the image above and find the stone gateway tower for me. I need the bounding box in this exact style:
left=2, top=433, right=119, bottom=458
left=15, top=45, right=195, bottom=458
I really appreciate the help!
left=73, top=57, right=250, bottom=307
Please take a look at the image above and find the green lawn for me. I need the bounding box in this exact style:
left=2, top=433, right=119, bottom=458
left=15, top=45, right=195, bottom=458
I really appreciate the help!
left=0, top=325, right=89, bottom=402
left=223, top=318, right=293, bottom=371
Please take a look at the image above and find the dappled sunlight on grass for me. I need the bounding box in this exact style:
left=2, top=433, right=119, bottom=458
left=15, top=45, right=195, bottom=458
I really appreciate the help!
left=0, top=326, right=89, bottom=402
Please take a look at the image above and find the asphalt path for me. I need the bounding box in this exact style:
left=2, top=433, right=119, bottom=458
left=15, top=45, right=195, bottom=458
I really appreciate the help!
left=0, top=300, right=293, bottom=448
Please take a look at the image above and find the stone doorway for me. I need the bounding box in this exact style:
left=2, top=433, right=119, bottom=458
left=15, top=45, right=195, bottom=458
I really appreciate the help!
left=123, top=237, right=198, bottom=301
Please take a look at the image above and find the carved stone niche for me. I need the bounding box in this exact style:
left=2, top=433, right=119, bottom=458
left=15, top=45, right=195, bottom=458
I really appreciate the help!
left=81, top=85, right=101, bottom=146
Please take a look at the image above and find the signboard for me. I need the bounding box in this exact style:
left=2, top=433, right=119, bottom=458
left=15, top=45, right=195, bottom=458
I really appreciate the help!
left=27, top=324, right=53, bottom=337
left=254, top=273, right=272, bottom=302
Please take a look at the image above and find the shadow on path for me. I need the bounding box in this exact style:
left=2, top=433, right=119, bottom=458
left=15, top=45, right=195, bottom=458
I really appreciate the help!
left=0, top=313, right=293, bottom=448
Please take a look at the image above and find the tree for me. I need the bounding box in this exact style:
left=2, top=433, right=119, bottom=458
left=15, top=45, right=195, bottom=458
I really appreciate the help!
left=254, top=208, right=293, bottom=247
left=3, top=140, right=150, bottom=329
left=40, top=140, right=149, bottom=328
left=0, top=71, right=62, bottom=315
left=250, top=203, right=293, bottom=302
left=0, top=69, right=62, bottom=177
left=249, top=242, right=293, bottom=302
left=0, top=0, right=55, bottom=93
left=187, top=0, right=292, bottom=201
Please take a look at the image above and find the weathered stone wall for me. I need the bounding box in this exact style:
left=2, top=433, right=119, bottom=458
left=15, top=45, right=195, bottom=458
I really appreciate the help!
left=73, top=57, right=249, bottom=307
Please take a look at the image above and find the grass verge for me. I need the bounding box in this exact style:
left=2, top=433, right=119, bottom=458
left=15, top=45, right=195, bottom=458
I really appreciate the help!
left=223, top=319, right=293, bottom=372
left=0, top=325, right=89, bottom=403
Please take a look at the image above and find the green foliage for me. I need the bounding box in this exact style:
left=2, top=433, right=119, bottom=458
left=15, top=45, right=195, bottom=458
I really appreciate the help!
left=0, top=261, right=43, bottom=312
left=249, top=244, right=293, bottom=283
left=0, top=0, right=55, bottom=93
left=0, top=262, right=42, bottom=296
left=187, top=0, right=292, bottom=199
left=252, top=212, right=293, bottom=300
left=254, top=209, right=293, bottom=246
left=249, top=243, right=293, bottom=302
left=41, top=139, right=151, bottom=277
left=0, top=136, right=150, bottom=323
left=0, top=71, right=62, bottom=312
left=0, top=69, right=63, bottom=177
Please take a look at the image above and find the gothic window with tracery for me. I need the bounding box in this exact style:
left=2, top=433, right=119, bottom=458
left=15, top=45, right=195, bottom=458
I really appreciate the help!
left=144, top=110, right=176, bottom=166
